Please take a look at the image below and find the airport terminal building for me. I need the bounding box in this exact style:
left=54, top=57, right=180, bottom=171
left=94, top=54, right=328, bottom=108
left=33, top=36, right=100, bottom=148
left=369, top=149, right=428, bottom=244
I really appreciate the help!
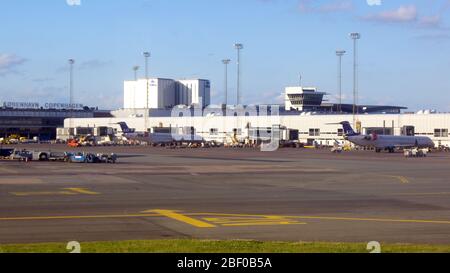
left=61, top=80, right=450, bottom=147
left=0, top=102, right=111, bottom=140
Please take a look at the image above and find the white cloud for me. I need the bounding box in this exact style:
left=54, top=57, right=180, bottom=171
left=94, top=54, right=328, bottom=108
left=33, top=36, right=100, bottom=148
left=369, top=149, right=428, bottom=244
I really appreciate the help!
left=418, top=15, right=442, bottom=28
left=366, top=0, right=382, bottom=7
left=361, top=5, right=446, bottom=30
left=299, top=0, right=353, bottom=13
left=319, top=1, right=353, bottom=12
left=0, top=54, right=27, bottom=76
left=363, top=5, right=417, bottom=23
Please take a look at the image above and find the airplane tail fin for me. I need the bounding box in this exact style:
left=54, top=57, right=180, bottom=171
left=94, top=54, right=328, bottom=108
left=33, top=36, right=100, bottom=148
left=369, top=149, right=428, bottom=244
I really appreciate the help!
left=340, top=121, right=359, bottom=136
left=117, top=122, right=135, bottom=133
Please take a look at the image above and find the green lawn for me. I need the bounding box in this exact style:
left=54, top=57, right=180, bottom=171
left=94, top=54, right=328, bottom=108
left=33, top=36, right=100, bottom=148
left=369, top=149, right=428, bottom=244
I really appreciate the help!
left=1, top=239, right=449, bottom=253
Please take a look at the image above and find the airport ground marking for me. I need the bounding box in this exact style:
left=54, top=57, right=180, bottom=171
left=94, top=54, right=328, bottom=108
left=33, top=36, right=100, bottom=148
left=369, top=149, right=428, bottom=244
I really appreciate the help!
left=210, top=220, right=305, bottom=226
left=191, top=213, right=450, bottom=225
left=63, top=188, right=100, bottom=195
left=389, top=192, right=450, bottom=197
left=10, top=187, right=100, bottom=197
left=203, top=215, right=306, bottom=226
left=289, top=215, right=450, bottom=224
left=0, top=213, right=160, bottom=221
left=10, top=191, right=77, bottom=197
left=147, top=209, right=216, bottom=228
left=1, top=211, right=450, bottom=226
left=386, top=175, right=410, bottom=184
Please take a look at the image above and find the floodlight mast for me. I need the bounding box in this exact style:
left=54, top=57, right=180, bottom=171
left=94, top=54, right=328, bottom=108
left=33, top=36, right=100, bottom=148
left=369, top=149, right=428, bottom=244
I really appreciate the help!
left=222, top=59, right=231, bottom=105
left=143, top=51, right=151, bottom=132
left=234, top=43, right=244, bottom=105
left=350, top=33, right=361, bottom=127
left=336, top=50, right=346, bottom=113
left=68, top=59, right=75, bottom=134
left=133, top=66, right=140, bottom=81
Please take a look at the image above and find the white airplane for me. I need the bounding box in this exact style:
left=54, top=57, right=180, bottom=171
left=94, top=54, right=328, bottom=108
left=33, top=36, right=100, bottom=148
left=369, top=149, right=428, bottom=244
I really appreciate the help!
left=116, top=122, right=204, bottom=144
left=339, top=121, right=434, bottom=153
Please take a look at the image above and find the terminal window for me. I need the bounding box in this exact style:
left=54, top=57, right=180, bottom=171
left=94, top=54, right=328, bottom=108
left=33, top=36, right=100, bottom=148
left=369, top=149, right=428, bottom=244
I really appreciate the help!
left=434, top=129, right=449, bottom=138
left=366, top=127, right=393, bottom=135
left=309, top=128, right=320, bottom=136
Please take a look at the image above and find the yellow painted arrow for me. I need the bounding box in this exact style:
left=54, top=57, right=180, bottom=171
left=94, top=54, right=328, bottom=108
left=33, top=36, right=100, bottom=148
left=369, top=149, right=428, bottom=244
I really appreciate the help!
left=145, top=209, right=216, bottom=228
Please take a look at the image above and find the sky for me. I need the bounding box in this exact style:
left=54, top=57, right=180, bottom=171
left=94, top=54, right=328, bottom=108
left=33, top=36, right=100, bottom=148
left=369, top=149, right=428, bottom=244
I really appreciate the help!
left=0, top=0, right=450, bottom=111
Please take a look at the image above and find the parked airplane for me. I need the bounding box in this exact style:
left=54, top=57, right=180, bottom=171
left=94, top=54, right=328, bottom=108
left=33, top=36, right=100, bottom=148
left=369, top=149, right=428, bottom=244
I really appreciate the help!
left=339, top=121, right=434, bottom=153
left=116, top=122, right=204, bottom=144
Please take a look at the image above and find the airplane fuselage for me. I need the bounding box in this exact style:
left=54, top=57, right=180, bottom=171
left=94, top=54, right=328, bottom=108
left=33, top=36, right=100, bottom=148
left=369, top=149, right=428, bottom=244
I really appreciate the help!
left=346, top=134, right=434, bottom=150
left=124, top=132, right=204, bottom=144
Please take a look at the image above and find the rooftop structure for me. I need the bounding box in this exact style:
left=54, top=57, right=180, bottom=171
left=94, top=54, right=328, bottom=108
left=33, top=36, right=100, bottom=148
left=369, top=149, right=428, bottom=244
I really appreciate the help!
left=285, top=87, right=326, bottom=112
left=124, top=78, right=211, bottom=110
left=284, top=86, right=406, bottom=114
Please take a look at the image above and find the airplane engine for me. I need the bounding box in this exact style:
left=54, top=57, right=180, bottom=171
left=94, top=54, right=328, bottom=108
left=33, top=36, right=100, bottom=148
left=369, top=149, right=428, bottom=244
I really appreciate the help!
left=364, top=133, right=378, bottom=141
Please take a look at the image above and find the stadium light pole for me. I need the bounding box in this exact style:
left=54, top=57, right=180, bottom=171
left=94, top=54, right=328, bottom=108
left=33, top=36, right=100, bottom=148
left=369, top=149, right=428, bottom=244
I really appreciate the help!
left=234, top=43, right=243, bottom=105
left=350, top=33, right=361, bottom=126
left=143, top=52, right=150, bottom=132
left=336, top=50, right=346, bottom=113
left=68, top=59, right=75, bottom=134
left=133, top=65, right=140, bottom=81
left=222, top=59, right=231, bottom=106
left=132, top=66, right=140, bottom=111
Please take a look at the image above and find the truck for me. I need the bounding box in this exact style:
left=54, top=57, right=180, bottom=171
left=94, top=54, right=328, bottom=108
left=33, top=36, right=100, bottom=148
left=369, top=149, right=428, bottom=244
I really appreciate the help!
left=67, top=152, right=87, bottom=163
left=66, top=152, right=117, bottom=164
left=0, top=148, right=15, bottom=159
left=1, top=149, right=117, bottom=163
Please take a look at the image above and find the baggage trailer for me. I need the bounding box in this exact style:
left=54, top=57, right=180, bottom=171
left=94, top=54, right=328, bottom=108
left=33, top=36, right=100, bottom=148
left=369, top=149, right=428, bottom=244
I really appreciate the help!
left=30, top=151, right=69, bottom=161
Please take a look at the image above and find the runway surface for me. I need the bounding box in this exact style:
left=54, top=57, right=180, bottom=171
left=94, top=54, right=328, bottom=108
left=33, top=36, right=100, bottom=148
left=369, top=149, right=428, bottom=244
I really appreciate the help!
left=1, top=144, right=450, bottom=245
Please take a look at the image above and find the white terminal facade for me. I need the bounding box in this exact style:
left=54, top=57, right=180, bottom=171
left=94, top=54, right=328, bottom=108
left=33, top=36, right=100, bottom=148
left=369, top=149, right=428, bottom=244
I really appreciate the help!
left=61, top=82, right=450, bottom=147
left=124, top=78, right=210, bottom=109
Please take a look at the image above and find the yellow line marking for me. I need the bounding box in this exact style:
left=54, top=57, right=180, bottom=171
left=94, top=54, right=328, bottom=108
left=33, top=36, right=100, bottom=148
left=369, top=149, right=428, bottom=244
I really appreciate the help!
left=203, top=215, right=306, bottom=226
left=10, top=191, right=77, bottom=197
left=10, top=188, right=100, bottom=197
left=222, top=222, right=306, bottom=227
left=205, top=219, right=290, bottom=224
left=387, top=175, right=410, bottom=184
left=390, top=192, right=450, bottom=196
left=193, top=213, right=450, bottom=225
left=1, top=211, right=449, bottom=226
left=288, top=216, right=450, bottom=224
left=148, top=209, right=216, bottom=228
left=0, top=214, right=159, bottom=221
left=64, top=188, right=100, bottom=195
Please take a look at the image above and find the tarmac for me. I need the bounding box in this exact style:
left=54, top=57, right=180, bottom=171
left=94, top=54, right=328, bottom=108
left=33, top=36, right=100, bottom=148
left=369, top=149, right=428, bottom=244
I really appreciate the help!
left=1, top=144, right=450, bottom=245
